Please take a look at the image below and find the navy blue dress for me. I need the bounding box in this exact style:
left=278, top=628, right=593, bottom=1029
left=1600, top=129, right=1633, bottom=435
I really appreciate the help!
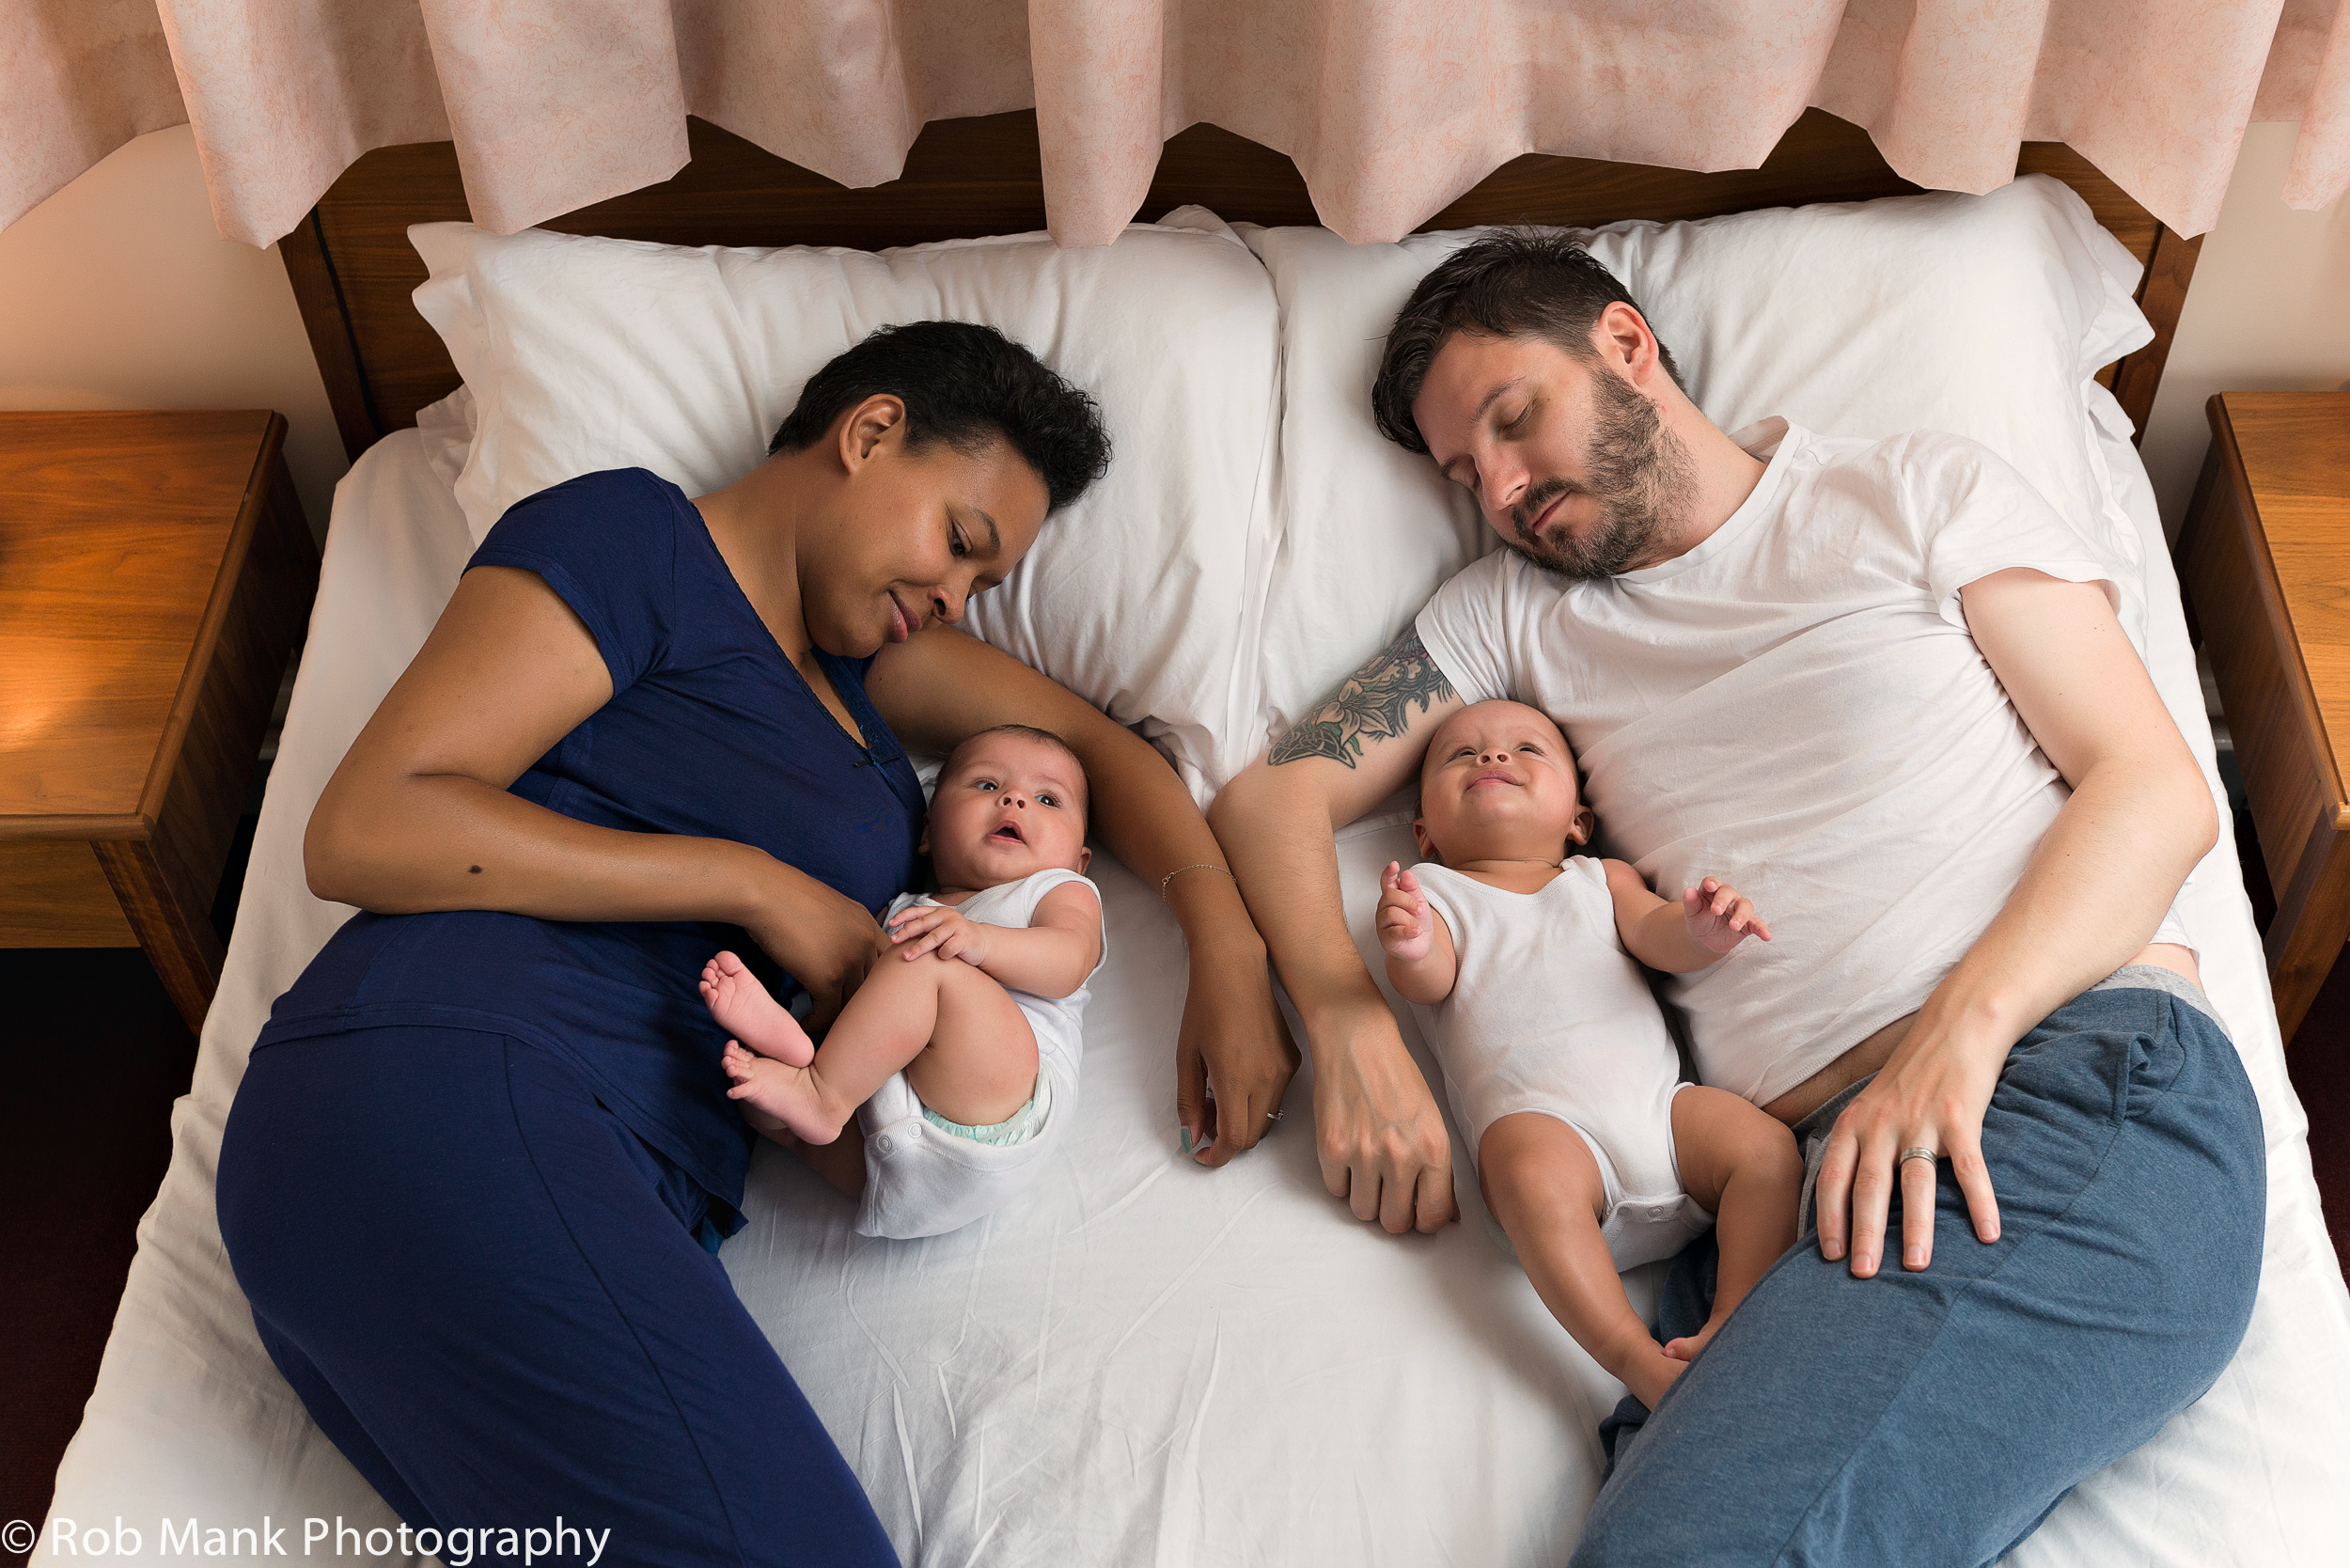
left=217, top=470, right=916, bottom=1566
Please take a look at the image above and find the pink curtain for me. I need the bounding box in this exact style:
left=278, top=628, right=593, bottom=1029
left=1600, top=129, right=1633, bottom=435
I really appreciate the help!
left=6, top=1, right=2344, bottom=248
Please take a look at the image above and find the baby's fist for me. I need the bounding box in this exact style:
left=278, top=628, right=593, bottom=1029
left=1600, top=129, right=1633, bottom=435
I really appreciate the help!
left=1683, top=876, right=1773, bottom=955
left=1378, top=861, right=1436, bottom=963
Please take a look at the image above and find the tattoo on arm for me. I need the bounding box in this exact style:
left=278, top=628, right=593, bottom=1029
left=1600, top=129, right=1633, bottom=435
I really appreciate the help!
left=1269, top=630, right=1457, bottom=769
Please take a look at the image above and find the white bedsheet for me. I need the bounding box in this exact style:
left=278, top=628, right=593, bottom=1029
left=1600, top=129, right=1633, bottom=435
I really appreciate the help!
left=39, top=415, right=2350, bottom=1565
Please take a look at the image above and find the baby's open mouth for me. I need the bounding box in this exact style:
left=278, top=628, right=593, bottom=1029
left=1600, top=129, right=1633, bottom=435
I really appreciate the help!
left=991, top=822, right=1026, bottom=844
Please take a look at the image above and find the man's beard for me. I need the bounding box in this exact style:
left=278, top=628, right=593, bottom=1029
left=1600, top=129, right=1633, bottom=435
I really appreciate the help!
left=1504, top=369, right=1698, bottom=581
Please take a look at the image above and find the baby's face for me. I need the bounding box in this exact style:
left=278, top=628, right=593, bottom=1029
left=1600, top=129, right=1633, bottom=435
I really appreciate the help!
left=1415, top=700, right=1592, bottom=864
left=924, top=733, right=1091, bottom=889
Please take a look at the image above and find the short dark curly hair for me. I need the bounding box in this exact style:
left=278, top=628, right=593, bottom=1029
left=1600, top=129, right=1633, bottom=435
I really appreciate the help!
left=1370, top=229, right=1683, bottom=455
left=770, top=321, right=1111, bottom=512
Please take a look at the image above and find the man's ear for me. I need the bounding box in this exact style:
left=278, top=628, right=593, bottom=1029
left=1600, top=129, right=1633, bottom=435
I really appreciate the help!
left=1592, top=301, right=1661, bottom=385
left=1075, top=845, right=1092, bottom=874
left=1565, top=803, right=1596, bottom=846
left=1412, top=817, right=1437, bottom=862
left=837, top=394, right=908, bottom=474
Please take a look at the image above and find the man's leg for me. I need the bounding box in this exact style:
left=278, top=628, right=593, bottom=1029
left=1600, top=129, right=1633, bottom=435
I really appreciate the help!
left=1573, top=981, right=2264, bottom=1567
left=219, top=1026, right=901, bottom=1568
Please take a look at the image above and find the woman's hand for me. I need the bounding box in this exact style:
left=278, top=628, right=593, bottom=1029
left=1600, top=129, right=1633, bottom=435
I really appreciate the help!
left=739, top=862, right=888, bottom=1032
left=1175, top=925, right=1300, bottom=1166
left=1813, top=1012, right=2006, bottom=1277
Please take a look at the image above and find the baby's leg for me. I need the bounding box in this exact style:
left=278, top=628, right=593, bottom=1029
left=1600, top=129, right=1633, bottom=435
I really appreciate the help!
left=1663, top=1085, right=1802, bottom=1362
left=722, top=952, right=1036, bottom=1145
left=700, top=951, right=813, bottom=1067
left=1479, top=1112, right=1686, bottom=1412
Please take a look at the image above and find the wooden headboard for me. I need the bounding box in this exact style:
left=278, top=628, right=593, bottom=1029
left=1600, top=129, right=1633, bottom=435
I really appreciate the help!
left=280, top=107, right=2200, bottom=465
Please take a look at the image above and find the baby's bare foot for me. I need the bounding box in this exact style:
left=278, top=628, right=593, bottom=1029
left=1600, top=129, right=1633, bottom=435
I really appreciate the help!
left=1663, top=1317, right=1727, bottom=1363
left=722, top=1041, right=845, bottom=1144
left=701, top=951, right=813, bottom=1066
left=1621, top=1344, right=1688, bottom=1413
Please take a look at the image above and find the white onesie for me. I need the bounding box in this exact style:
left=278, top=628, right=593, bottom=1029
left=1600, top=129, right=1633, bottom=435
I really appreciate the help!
left=854, top=866, right=1103, bottom=1240
left=1407, top=856, right=1713, bottom=1271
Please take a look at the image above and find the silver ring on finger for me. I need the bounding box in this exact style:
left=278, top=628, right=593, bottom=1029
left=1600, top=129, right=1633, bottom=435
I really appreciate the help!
left=1266, top=1110, right=1283, bottom=1122
left=1898, top=1146, right=1937, bottom=1168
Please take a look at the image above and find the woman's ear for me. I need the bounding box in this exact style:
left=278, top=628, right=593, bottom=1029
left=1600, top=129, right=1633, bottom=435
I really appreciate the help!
left=1565, top=803, right=1596, bottom=846
left=837, top=394, right=908, bottom=473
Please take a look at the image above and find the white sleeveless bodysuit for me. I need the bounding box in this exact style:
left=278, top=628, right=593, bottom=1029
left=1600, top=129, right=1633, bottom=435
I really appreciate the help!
left=1409, top=857, right=1713, bottom=1270
left=854, top=867, right=1103, bottom=1240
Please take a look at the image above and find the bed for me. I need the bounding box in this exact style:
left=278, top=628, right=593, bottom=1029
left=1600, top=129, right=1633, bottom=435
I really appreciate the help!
left=38, top=110, right=2350, bottom=1564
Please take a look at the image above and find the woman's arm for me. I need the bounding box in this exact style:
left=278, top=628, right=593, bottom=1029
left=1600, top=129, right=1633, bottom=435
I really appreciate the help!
left=1813, top=570, right=2217, bottom=1279
left=865, top=624, right=1296, bottom=1165
left=306, top=566, right=888, bottom=1018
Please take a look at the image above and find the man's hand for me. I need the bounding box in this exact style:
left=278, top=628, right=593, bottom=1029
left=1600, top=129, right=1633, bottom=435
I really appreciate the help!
left=1681, top=876, right=1772, bottom=953
left=1376, top=862, right=1436, bottom=962
left=1311, top=1004, right=1459, bottom=1233
left=885, top=904, right=989, bottom=967
left=1814, top=1011, right=2004, bottom=1276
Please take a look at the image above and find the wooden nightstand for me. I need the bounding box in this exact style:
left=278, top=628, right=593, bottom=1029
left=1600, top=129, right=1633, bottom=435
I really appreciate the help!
left=2177, top=391, right=2350, bottom=1041
left=0, top=411, right=320, bottom=1033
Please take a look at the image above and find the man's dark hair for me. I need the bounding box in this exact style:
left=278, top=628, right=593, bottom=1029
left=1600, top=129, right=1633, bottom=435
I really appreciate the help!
left=1370, top=229, right=1683, bottom=454
left=770, top=321, right=1111, bottom=511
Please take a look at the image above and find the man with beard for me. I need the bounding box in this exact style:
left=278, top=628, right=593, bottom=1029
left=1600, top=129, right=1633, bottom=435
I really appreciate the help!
left=1208, top=231, right=2265, bottom=1564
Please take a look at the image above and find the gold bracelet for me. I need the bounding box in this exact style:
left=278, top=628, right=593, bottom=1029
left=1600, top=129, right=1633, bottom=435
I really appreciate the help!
left=1159, top=863, right=1235, bottom=900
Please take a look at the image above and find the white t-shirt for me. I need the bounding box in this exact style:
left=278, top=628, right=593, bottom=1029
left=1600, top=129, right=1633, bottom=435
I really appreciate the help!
left=1415, top=419, right=2190, bottom=1105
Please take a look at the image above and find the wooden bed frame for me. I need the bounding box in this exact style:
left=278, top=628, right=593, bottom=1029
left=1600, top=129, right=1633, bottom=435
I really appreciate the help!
left=279, top=107, right=2200, bottom=466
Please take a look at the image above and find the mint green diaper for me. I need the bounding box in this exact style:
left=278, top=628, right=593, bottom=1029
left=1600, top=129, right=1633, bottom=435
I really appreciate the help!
left=920, top=1070, right=1052, bottom=1147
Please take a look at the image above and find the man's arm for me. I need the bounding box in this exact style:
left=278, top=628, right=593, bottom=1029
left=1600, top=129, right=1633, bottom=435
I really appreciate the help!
left=1815, top=569, right=2217, bottom=1279
left=1210, top=628, right=1468, bottom=1233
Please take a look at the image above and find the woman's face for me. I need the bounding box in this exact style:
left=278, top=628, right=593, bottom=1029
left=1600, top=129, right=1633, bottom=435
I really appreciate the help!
left=799, top=413, right=1051, bottom=659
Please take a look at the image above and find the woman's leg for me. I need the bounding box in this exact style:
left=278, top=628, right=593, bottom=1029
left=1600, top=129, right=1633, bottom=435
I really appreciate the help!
left=217, top=1026, right=900, bottom=1568
left=1480, top=1113, right=1687, bottom=1411
left=1659, top=1086, right=1801, bottom=1363
left=1571, top=984, right=2264, bottom=1568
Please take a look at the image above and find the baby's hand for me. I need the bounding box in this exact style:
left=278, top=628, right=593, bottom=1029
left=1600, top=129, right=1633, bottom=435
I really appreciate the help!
left=1377, top=862, right=1436, bottom=963
left=887, top=904, right=991, bottom=967
left=1682, top=876, right=1772, bottom=954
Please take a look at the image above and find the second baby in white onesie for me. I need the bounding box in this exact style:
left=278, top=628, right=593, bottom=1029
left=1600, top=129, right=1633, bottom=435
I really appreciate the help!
left=1379, top=700, right=1803, bottom=1414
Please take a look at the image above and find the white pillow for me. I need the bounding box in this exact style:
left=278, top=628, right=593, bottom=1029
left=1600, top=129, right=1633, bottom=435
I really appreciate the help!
left=1241, top=174, right=2155, bottom=747
left=407, top=210, right=1278, bottom=802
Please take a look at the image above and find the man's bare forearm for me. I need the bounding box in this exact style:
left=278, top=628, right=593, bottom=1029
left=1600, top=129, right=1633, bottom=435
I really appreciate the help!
left=1918, top=755, right=2216, bottom=1048
left=1210, top=768, right=1391, bottom=1044
left=1214, top=627, right=1465, bottom=1045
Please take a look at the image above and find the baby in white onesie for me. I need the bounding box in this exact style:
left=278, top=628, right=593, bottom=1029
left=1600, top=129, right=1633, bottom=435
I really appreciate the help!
left=701, top=724, right=1104, bottom=1239
left=1378, top=700, right=1801, bottom=1411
